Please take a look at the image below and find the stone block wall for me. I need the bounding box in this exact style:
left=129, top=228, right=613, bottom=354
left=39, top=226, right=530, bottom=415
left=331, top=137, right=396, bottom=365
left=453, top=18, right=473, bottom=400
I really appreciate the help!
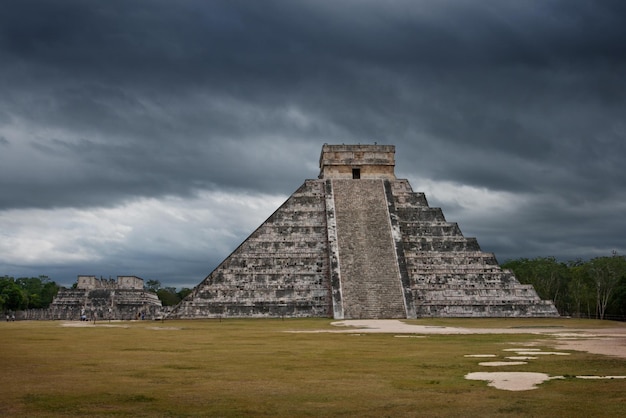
left=170, top=180, right=331, bottom=318
left=388, top=179, right=558, bottom=317
left=170, top=145, right=558, bottom=319
left=77, top=275, right=145, bottom=290
left=319, top=144, right=396, bottom=180
left=18, top=287, right=163, bottom=320
left=117, top=276, right=144, bottom=290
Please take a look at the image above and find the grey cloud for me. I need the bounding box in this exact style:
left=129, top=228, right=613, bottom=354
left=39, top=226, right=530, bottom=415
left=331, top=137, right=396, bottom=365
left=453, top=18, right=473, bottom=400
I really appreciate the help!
left=0, top=0, right=625, bottom=284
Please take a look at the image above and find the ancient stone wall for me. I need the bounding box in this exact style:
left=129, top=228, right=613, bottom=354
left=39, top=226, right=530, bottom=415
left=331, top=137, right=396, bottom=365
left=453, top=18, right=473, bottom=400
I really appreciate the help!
left=388, top=179, right=558, bottom=317
left=117, top=276, right=144, bottom=290
left=171, top=144, right=558, bottom=319
left=170, top=180, right=331, bottom=318
left=16, top=303, right=165, bottom=321
left=319, top=144, right=396, bottom=180
left=39, top=275, right=163, bottom=320
left=77, top=275, right=144, bottom=290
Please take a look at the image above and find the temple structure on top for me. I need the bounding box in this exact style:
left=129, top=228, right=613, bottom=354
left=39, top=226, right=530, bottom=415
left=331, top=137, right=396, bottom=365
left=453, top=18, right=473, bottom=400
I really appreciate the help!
left=170, top=144, right=558, bottom=319
left=318, top=144, right=396, bottom=180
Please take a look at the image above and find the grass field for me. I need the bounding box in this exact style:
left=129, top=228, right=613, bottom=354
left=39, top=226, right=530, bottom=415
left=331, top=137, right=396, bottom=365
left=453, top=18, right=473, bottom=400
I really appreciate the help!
left=1, top=318, right=625, bottom=417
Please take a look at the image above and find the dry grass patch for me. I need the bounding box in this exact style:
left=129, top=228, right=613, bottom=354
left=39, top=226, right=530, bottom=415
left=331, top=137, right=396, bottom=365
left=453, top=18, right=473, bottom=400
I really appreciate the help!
left=1, top=318, right=625, bottom=417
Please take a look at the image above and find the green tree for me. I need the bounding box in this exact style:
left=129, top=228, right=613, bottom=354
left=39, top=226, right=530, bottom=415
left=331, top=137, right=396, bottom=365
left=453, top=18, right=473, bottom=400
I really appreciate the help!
left=145, top=279, right=162, bottom=293
left=502, top=257, right=570, bottom=314
left=585, top=253, right=626, bottom=320
left=611, top=275, right=626, bottom=316
left=16, top=276, right=59, bottom=309
left=156, top=287, right=181, bottom=306
left=41, top=280, right=60, bottom=307
left=0, top=277, right=28, bottom=311
left=177, top=287, right=192, bottom=300
left=567, top=262, right=594, bottom=318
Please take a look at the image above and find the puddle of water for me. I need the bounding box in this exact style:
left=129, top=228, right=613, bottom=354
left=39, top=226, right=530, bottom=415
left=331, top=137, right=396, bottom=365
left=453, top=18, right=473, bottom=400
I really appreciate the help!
left=515, top=351, right=570, bottom=356
left=503, top=348, right=541, bottom=352
left=552, top=333, right=595, bottom=338
left=146, top=326, right=181, bottom=330
left=394, top=335, right=425, bottom=338
left=466, top=372, right=563, bottom=391
left=467, top=371, right=626, bottom=391
left=506, top=356, right=537, bottom=360
left=61, top=322, right=129, bottom=328
left=464, top=354, right=497, bottom=358
left=479, top=361, right=527, bottom=367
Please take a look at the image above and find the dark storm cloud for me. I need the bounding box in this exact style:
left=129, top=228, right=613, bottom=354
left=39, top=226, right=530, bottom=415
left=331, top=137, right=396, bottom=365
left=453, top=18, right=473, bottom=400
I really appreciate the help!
left=1, top=0, right=625, bottom=284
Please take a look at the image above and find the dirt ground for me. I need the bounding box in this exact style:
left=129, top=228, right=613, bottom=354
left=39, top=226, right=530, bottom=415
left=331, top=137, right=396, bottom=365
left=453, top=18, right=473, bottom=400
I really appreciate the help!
left=327, top=319, right=626, bottom=390
left=329, top=319, right=626, bottom=359
left=60, top=319, right=626, bottom=391
left=63, top=318, right=626, bottom=359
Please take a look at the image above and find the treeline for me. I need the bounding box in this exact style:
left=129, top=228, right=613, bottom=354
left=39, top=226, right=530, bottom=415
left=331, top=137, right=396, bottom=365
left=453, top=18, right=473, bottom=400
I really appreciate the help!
left=144, top=279, right=192, bottom=306
left=0, top=276, right=60, bottom=311
left=502, top=253, right=626, bottom=319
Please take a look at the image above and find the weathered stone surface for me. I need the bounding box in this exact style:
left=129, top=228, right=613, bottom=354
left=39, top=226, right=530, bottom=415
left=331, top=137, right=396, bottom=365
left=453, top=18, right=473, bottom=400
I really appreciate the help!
left=172, top=180, right=332, bottom=318
left=318, top=144, right=396, bottom=180
left=332, top=179, right=405, bottom=319
left=26, top=276, right=163, bottom=320
left=387, top=179, right=558, bottom=317
left=170, top=144, right=558, bottom=319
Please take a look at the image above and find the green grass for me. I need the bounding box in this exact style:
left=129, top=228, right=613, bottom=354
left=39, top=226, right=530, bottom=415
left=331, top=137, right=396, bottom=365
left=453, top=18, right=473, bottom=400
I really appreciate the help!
left=1, top=318, right=625, bottom=417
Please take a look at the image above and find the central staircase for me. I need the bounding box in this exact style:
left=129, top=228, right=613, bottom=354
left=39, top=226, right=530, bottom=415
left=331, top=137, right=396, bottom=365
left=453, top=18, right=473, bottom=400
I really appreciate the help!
left=332, top=179, right=406, bottom=318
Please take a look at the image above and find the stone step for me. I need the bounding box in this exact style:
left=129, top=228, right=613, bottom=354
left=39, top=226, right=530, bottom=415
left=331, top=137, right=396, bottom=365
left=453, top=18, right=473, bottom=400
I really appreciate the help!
left=332, top=179, right=406, bottom=319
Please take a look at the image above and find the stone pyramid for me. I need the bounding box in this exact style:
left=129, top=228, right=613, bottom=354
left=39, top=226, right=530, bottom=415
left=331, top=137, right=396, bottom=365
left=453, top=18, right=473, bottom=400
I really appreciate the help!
left=171, top=144, right=558, bottom=319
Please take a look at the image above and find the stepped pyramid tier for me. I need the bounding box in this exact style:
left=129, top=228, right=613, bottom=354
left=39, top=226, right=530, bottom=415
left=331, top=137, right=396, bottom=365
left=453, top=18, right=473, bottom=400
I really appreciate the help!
left=171, top=144, right=558, bottom=319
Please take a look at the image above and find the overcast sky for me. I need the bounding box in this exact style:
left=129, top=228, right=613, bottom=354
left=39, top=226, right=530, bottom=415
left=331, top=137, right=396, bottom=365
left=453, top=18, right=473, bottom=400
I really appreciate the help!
left=1, top=0, right=625, bottom=289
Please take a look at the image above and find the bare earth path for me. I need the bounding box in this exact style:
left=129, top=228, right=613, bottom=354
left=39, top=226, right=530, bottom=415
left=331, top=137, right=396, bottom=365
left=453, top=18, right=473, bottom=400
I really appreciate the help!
left=328, top=320, right=626, bottom=359
left=325, top=319, right=626, bottom=390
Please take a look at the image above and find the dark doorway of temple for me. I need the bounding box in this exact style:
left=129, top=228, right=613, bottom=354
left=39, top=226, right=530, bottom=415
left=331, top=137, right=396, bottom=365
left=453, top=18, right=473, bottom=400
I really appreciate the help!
left=352, top=168, right=361, bottom=179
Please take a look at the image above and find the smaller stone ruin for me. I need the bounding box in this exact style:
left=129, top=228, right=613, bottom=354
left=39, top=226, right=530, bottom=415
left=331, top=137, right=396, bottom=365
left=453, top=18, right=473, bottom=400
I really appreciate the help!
left=45, top=275, right=162, bottom=320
